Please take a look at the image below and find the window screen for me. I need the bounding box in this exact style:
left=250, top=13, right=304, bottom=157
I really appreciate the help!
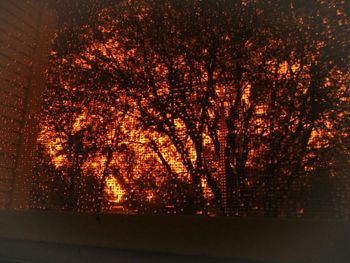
left=1, top=0, right=349, bottom=218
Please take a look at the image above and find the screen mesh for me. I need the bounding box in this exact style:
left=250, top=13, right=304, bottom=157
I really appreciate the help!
left=1, top=0, right=349, bottom=218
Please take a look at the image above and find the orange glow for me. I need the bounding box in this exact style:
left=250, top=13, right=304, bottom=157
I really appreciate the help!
left=34, top=0, right=350, bottom=217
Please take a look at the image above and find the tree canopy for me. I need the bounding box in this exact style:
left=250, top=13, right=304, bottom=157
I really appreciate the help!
left=33, top=0, right=350, bottom=217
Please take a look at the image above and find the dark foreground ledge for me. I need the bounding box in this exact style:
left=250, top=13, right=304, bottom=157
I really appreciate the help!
left=0, top=211, right=349, bottom=263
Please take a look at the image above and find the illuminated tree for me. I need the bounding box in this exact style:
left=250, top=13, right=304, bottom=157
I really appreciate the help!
left=36, top=0, right=350, bottom=217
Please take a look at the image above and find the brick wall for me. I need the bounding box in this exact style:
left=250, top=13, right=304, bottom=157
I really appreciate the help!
left=0, top=0, right=56, bottom=209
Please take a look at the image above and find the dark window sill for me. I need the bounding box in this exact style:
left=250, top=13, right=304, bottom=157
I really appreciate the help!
left=0, top=211, right=349, bottom=263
